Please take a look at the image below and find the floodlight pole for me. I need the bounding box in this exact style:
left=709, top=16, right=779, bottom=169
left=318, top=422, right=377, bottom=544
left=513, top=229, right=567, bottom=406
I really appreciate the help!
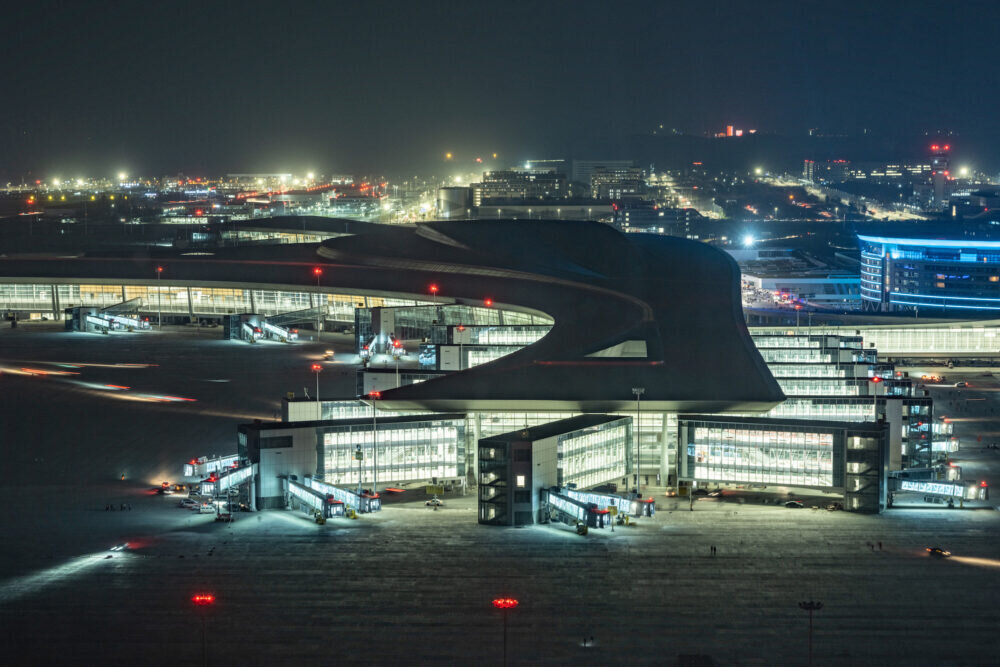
left=632, top=387, right=645, bottom=496
left=798, top=600, right=823, bottom=667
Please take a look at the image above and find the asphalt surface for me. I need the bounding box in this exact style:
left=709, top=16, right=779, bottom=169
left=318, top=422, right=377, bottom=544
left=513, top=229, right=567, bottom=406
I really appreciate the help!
left=1, top=325, right=999, bottom=665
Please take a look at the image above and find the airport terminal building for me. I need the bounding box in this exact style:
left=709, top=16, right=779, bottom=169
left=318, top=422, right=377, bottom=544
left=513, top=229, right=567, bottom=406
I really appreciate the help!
left=0, top=219, right=925, bottom=516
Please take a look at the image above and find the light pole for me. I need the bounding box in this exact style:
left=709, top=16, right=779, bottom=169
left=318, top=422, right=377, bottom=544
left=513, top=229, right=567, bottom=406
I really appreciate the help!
left=632, top=387, right=645, bottom=496
left=192, top=593, right=215, bottom=667
left=795, top=303, right=802, bottom=329
left=368, top=391, right=380, bottom=492
left=870, top=375, right=882, bottom=421
left=313, top=267, right=323, bottom=339
left=492, top=597, right=518, bottom=666
left=156, top=266, right=163, bottom=329
left=798, top=600, right=823, bottom=667
left=392, top=340, right=404, bottom=387
left=311, top=363, right=322, bottom=420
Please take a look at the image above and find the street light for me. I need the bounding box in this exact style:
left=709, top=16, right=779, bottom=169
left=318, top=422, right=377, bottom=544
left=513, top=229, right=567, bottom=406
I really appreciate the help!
left=391, top=339, right=406, bottom=386
left=192, top=593, right=215, bottom=667
left=798, top=600, right=823, bottom=667
left=492, top=597, right=519, bottom=666
left=156, top=266, right=163, bottom=329
left=311, top=363, right=322, bottom=420
left=632, top=387, right=645, bottom=496
left=870, top=375, right=882, bottom=421
left=313, top=267, right=323, bottom=338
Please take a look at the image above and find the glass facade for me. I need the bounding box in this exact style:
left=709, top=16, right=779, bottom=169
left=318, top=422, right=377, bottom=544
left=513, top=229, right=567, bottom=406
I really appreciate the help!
left=858, top=236, right=1000, bottom=312
left=0, top=280, right=421, bottom=322
left=684, top=423, right=839, bottom=487
left=557, top=420, right=630, bottom=489
left=318, top=417, right=465, bottom=486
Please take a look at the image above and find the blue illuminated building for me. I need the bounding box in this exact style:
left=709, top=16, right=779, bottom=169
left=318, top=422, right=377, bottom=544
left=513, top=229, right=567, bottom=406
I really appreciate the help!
left=858, top=235, right=1000, bottom=312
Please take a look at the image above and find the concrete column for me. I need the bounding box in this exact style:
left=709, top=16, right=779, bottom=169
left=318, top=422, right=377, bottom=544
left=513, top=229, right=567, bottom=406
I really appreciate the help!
left=121, top=285, right=126, bottom=302
left=659, top=412, right=673, bottom=486
left=51, top=284, right=60, bottom=319
left=470, top=413, right=483, bottom=488
left=186, top=287, right=195, bottom=321
left=249, top=289, right=256, bottom=314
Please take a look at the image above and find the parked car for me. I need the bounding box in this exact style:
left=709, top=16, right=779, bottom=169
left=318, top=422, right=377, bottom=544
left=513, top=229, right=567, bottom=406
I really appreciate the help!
left=784, top=500, right=805, bottom=508
left=198, top=504, right=216, bottom=514
left=179, top=498, right=199, bottom=508
left=425, top=497, right=444, bottom=507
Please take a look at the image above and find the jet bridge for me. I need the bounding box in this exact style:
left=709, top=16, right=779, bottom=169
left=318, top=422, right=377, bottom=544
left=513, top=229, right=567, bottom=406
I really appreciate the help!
left=542, top=488, right=610, bottom=528
left=891, top=478, right=988, bottom=505
left=304, top=476, right=381, bottom=513
left=287, top=479, right=346, bottom=518
left=183, top=454, right=240, bottom=478
left=564, top=487, right=655, bottom=518
left=198, top=464, right=256, bottom=497
left=261, top=320, right=298, bottom=342
left=69, top=306, right=152, bottom=333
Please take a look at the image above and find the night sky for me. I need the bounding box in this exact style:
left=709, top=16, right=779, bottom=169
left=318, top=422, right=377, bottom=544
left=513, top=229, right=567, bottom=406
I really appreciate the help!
left=2, top=0, right=998, bottom=178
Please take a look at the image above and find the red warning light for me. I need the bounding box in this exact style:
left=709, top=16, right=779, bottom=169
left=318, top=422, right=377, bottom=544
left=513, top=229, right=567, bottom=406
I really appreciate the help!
left=429, top=284, right=439, bottom=295
left=944, top=144, right=950, bottom=151
left=156, top=266, right=163, bottom=273
left=393, top=340, right=402, bottom=348
left=484, top=298, right=493, bottom=307
left=931, top=145, right=940, bottom=151
left=870, top=376, right=883, bottom=383
left=311, top=363, right=322, bottom=372
left=492, top=598, right=519, bottom=609
left=192, top=594, right=215, bottom=605
left=369, top=391, right=382, bottom=399
left=313, top=267, right=323, bottom=276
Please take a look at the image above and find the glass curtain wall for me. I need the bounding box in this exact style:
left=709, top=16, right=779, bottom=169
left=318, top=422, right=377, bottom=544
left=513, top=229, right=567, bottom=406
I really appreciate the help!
left=320, top=419, right=465, bottom=485
left=686, top=424, right=838, bottom=487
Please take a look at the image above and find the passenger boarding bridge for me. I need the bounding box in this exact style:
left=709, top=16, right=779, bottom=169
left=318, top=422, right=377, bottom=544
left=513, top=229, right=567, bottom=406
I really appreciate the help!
left=286, top=479, right=346, bottom=520
left=183, top=454, right=240, bottom=478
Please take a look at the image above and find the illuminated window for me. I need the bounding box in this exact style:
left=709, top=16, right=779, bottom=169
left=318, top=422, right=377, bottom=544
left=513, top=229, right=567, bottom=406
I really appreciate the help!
left=516, top=475, right=526, bottom=488
left=935, top=282, right=945, bottom=288
left=991, top=276, right=999, bottom=282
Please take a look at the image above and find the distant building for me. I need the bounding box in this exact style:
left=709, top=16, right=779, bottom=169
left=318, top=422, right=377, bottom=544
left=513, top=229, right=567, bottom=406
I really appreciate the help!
left=590, top=165, right=646, bottom=200
left=571, top=160, right=636, bottom=187
left=472, top=169, right=567, bottom=206
left=859, top=235, right=1000, bottom=312
left=436, top=186, right=471, bottom=218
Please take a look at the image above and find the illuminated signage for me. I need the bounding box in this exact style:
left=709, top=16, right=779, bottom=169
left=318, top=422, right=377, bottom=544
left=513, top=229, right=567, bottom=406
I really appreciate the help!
left=899, top=480, right=964, bottom=497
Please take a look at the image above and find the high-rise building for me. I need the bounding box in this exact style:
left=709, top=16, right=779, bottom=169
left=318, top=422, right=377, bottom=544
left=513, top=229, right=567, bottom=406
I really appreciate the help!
left=930, top=143, right=951, bottom=205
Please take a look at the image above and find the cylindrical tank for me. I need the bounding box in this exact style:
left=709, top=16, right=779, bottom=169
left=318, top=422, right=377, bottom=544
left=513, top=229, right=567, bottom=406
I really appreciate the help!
left=436, top=187, right=471, bottom=219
